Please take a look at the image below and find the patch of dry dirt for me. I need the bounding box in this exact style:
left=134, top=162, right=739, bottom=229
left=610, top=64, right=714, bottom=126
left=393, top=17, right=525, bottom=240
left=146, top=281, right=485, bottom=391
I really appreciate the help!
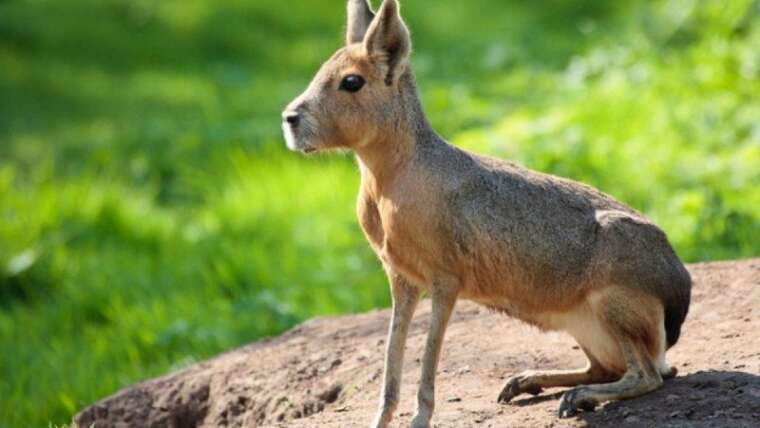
left=76, top=259, right=760, bottom=427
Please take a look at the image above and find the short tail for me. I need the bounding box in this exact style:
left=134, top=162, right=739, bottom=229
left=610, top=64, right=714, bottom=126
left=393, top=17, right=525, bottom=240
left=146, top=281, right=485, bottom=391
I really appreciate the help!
left=664, top=266, right=692, bottom=349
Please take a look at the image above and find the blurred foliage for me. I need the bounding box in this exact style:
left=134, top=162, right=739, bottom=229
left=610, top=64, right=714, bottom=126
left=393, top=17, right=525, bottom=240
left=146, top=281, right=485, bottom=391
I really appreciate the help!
left=0, top=0, right=758, bottom=426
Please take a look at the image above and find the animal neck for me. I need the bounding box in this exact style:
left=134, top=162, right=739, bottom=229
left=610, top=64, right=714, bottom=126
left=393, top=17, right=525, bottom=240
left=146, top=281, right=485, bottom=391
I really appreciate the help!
left=354, top=71, right=438, bottom=195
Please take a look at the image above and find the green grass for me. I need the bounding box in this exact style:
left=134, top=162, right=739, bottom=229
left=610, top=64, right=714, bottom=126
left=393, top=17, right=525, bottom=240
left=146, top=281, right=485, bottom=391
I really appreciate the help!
left=1, top=0, right=758, bottom=426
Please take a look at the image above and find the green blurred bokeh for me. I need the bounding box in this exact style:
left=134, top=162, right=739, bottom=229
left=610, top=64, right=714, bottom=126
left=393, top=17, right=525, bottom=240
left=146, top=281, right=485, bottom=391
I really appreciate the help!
left=1, top=0, right=758, bottom=426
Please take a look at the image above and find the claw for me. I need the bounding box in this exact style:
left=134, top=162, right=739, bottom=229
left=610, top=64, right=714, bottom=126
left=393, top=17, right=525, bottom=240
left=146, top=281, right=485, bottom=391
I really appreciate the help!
left=558, top=391, right=578, bottom=418
left=497, top=376, right=544, bottom=403
left=497, top=378, right=521, bottom=403
left=558, top=404, right=578, bottom=418
left=558, top=387, right=596, bottom=418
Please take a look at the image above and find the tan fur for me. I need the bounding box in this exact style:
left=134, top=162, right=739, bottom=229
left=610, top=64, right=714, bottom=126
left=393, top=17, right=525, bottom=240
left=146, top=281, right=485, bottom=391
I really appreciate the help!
left=282, top=1, right=691, bottom=426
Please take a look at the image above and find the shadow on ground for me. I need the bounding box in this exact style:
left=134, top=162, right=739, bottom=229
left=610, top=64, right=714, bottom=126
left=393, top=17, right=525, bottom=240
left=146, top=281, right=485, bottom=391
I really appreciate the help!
left=572, top=370, right=760, bottom=427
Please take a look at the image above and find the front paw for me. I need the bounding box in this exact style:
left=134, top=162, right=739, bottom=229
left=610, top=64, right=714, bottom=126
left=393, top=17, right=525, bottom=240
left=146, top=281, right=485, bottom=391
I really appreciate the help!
left=497, top=374, right=544, bottom=403
left=558, top=387, right=597, bottom=418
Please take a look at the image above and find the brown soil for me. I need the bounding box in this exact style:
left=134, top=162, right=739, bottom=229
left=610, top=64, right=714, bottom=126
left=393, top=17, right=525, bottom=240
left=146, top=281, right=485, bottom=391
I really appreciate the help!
left=76, top=259, right=760, bottom=428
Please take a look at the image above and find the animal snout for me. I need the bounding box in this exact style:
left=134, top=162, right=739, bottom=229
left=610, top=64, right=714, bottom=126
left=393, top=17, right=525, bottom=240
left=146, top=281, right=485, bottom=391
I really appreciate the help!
left=282, top=111, right=300, bottom=127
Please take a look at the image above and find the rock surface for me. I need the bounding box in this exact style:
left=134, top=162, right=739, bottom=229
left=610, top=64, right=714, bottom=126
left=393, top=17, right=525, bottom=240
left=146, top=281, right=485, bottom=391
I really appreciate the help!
left=76, top=259, right=760, bottom=427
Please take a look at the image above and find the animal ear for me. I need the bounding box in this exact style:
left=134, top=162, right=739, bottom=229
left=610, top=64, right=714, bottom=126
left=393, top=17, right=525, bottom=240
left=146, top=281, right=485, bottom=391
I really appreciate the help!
left=363, top=0, right=411, bottom=86
left=346, top=0, right=375, bottom=45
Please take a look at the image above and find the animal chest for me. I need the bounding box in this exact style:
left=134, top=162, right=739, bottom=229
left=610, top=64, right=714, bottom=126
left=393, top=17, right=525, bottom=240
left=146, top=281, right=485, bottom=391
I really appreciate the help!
left=357, top=193, right=441, bottom=287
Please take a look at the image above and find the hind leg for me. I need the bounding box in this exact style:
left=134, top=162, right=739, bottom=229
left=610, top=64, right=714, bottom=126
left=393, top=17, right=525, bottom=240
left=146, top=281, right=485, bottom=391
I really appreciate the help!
left=558, top=335, right=663, bottom=417
left=497, top=346, right=617, bottom=403
left=558, top=288, right=668, bottom=417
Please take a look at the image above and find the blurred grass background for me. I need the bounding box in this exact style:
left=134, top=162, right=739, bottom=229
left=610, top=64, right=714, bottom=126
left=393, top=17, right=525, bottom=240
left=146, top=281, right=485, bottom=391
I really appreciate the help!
left=1, top=0, right=758, bottom=426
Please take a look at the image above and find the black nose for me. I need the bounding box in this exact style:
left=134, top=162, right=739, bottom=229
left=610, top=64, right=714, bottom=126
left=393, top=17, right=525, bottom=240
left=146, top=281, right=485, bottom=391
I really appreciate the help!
left=283, top=112, right=300, bottom=127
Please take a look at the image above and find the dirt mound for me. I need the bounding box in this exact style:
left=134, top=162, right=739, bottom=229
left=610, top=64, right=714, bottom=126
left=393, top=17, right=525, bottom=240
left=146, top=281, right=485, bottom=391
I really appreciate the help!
left=76, top=260, right=760, bottom=427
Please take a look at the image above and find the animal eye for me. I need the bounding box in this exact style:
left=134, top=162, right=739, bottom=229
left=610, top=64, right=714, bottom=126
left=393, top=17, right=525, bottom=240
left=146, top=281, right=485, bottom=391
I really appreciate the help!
left=339, top=74, right=365, bottom=93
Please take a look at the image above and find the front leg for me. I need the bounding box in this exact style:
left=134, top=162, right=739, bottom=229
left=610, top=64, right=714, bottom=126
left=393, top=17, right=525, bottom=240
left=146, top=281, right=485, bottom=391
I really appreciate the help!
left=372, top=273, right=420, bottom=428
left=411, top=286, right=458, bottom=428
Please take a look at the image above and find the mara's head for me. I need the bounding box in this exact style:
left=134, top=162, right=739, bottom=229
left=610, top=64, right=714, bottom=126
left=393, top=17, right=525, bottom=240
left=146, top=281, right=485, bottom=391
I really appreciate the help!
left=282, top=0, right=413, bottom=154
